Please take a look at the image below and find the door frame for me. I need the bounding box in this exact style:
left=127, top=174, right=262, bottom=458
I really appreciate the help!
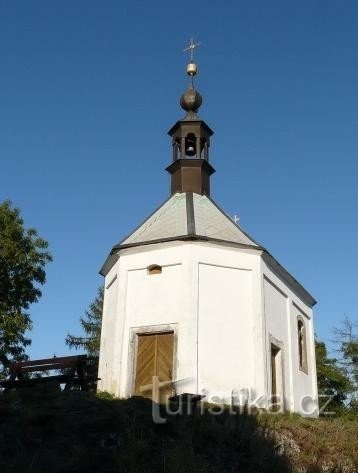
left=127, top=324, right=178, bottom=397
left=268, top=334, right=285, bottom=411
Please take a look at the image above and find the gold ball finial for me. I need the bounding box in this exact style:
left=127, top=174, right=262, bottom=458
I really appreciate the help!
left=187, top=62, right=198, bottom=76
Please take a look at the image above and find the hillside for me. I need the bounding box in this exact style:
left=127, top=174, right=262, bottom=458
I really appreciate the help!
left=0, top=385, right=356, bottom=473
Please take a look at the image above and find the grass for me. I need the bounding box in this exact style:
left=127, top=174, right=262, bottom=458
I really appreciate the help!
left=259, top=413, right=358, bottom=472
left=0, top=385, right=356, bottom=473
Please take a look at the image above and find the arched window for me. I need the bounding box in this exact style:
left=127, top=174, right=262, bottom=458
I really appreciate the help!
left=147, top=264, right=162, bottom=275
left=297, top=318, right=308, bottom=373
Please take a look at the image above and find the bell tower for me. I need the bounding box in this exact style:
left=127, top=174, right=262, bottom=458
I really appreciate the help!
left=166, top=39, right=215, bottom=195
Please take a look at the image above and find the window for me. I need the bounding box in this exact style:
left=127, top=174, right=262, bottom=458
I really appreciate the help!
left=147, top=264, right=162, bottom=275
left=297, top=318, right=308, bottom=373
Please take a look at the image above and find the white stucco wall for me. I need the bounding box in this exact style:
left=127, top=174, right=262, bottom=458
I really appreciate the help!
left=98, top=240, right=318, bottom=416
left=98, top=242, right=263, bottom=400
left=97, top=264, right=119, bottom=393
left=197, top=263, right=254, bottom=401
left=263, top=277, right=291, bottom=410
left=262, top=259, right=318, bottom=416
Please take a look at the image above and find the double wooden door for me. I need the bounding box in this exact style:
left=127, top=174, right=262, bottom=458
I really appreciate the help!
left=134, top=332, right=174, bottom=402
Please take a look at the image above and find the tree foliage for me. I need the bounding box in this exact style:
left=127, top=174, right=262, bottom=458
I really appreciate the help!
left=66, top=286, right=103, bottom=357
left=315, top=339, right=353, bottom=412
left=334, top=316, right=358, bottom=409
left=0, top=201, right=52, bottom=376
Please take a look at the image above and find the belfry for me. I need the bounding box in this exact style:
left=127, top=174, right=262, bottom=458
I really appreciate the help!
left=166, top=54, right=214, bottom=196
left=98, top=41, right=319, bottom=416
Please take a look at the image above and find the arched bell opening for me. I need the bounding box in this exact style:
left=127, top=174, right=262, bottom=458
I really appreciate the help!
left=201, top=138, right=209, bottom=160
left=185, top=133, right=197, bottom=157
left=172, top=138, right=181, bottom=161
left=185, top=135, right=209, bottom=160
left=172, top=134, right=210, bottom=160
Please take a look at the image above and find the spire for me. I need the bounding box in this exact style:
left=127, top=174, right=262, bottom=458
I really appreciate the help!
left=166, top=39, right=215, bottom=196
left=180, top=38, right=203, bottom=119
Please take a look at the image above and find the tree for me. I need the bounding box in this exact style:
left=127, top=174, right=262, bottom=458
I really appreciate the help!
left=0, top=201, right=52, bottom=377
left=66, top=286, right=103, bottom=357
left=334, top=316, right=358, bottom=408
left=315, top=339, right=353, bottom=413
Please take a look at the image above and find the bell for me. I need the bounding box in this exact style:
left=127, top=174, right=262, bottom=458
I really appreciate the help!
left=186, top=145, right=196, bottom=156
left=185, top=136, right=196, bottom=157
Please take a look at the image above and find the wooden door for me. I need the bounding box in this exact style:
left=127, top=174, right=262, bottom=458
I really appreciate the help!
left=134, top=332, right=174, bottom=402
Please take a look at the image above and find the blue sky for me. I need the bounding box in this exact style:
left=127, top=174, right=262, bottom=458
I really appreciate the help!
left=1, top=1, right=357, bottom=358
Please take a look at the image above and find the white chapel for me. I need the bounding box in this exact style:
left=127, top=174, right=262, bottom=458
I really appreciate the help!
left=97, top=48, right=319, bottom=416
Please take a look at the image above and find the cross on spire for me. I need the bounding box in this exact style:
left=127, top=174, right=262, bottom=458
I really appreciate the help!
left=184, top=37, right=201, bottom=62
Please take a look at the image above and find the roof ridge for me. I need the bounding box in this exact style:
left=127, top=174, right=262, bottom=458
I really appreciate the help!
left=202, top=194, right=262, bottom=248
left=192, top=193, right=260, bottom=248
left=186, top=192, right=196, bottom=235
left=113, top=193, right=184, bottom=250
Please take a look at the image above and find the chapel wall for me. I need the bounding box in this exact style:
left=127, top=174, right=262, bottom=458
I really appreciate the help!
left=114, top=243, right=198, bottom=398
left=192, top=243, right=264, bottom=403
left=98, top=263, right=120, bottom=394
left=262, top=259, right=318, bottom=417
left=98, top=240, right=318, bottom=417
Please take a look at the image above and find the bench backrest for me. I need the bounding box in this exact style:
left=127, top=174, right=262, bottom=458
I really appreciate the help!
left=10, top=355, right=88, bottom=376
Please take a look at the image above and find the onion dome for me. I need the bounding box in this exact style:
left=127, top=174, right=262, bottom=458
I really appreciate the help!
left=180, top=86, right=202, bottom=112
